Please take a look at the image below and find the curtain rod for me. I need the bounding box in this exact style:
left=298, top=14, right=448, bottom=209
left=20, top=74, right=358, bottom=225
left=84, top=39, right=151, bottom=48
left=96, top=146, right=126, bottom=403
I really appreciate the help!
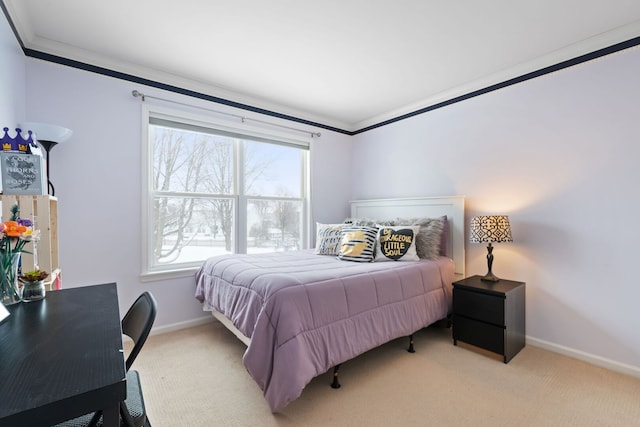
left=131, top=90, right=321, bottom=138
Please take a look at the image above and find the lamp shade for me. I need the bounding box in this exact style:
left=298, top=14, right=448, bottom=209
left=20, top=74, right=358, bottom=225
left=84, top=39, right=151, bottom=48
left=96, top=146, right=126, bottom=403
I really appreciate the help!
left=18, top=122, right=72, bottom=197
left=18, top=122, right=73, bottom=143
left=469, top=215, right=513, bottom=243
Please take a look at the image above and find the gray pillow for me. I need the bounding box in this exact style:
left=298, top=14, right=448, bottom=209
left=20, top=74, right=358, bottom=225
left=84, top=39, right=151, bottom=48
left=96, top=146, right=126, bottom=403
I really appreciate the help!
left=394, top=216, right=445, bottom=260
left=344, top=218, right=394, bottom=227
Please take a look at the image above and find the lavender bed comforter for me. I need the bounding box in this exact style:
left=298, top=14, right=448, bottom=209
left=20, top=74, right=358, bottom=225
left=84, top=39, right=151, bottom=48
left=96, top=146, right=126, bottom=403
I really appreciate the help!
left=195, top=249, right=454, bottom=412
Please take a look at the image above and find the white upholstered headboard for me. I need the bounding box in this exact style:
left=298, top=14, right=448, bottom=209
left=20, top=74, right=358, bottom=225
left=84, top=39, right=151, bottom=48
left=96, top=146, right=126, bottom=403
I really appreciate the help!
left=350, top=196, right=465, bottom=276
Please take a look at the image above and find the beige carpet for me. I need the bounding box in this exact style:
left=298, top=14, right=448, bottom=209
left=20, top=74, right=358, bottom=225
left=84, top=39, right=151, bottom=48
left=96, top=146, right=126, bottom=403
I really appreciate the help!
left=130, top=321, right=640, bottom=426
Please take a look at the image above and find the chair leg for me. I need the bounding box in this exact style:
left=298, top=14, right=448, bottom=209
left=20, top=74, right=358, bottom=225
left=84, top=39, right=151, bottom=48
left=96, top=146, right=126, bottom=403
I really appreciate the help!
left=120, top=401, right=136, bottom=427
left=88, top=410, right=102, bottom=427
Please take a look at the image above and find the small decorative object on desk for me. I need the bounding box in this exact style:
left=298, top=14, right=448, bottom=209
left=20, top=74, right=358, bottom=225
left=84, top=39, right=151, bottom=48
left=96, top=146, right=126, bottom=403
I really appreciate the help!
left=19, top=270, right=48, bottom=302
left=0, top=252, right=21, bottom=305
left=0, top=204, right=37, bottom=305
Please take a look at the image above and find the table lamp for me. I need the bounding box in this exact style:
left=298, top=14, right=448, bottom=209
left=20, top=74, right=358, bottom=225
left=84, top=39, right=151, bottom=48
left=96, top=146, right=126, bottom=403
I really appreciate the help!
left=19, top=122, right=73, bottom=196
left=469, top=215, right=513, bottom=282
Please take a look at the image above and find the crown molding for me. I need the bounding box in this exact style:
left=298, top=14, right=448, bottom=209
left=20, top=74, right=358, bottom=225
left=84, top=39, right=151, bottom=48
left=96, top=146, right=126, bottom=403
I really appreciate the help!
left=5, top=3, right=640, bottom=136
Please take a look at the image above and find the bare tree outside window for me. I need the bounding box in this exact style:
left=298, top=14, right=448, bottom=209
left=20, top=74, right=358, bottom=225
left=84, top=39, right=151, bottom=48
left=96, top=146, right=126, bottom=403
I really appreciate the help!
left=198, top=139, right=236, bottom=252
left=146, top=117, right=309, bottom=272
left=152, top=128, right=206, bottom=262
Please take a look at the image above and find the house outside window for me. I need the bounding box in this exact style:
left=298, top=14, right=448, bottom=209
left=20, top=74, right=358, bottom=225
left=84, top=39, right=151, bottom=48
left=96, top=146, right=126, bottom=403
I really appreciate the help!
left=141, top=107, right=310, bottom=278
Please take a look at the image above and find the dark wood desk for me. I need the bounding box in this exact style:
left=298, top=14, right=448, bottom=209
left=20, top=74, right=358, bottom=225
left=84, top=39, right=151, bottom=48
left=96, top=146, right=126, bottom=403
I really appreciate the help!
left=0, top=283, right=126, bottom=427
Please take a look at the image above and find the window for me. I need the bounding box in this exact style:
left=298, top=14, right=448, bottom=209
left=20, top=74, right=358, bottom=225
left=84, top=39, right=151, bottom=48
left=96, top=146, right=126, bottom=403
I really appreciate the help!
left=142, top=107, right=310, bottom=277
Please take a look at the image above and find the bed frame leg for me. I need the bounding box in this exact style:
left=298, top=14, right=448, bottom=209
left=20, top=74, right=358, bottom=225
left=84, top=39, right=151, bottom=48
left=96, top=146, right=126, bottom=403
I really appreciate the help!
left=331, top=364, right=341, bottom=389
left=407, top=334, right=415, bottom=353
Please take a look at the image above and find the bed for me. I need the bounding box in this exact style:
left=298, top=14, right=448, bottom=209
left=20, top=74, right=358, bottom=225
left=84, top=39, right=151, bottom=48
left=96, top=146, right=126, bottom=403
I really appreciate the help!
left=195, top=196, right=465, bottom=412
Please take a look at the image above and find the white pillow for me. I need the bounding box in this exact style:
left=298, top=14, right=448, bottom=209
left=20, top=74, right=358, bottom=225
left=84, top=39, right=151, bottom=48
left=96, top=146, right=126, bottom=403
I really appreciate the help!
left=375, top=225, right=420, bottom=262
left=314, top=223, right=345, bottom=255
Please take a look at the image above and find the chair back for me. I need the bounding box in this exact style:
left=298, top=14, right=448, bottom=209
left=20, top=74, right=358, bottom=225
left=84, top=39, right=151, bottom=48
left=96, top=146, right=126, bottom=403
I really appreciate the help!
left=122, top=292, right=157, bottom=371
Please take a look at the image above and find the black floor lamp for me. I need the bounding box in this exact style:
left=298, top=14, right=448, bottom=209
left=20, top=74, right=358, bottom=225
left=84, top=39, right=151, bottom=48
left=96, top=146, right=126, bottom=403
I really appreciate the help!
left=19, top=122, right=72, bottom=196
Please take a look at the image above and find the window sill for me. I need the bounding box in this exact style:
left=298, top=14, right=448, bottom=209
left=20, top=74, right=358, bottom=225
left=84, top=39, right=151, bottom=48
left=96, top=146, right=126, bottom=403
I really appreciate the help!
left=140, top=267, right=199, bottom=282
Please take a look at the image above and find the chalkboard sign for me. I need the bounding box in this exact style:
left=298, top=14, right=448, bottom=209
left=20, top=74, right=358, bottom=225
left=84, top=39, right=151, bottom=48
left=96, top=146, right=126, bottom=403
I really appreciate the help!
left=0, top=152, right=47, bottom=195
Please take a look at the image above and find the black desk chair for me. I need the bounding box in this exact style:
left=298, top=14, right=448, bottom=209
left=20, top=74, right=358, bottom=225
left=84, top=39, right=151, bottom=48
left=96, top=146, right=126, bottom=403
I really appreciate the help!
left=55, top=292, right=158, bottom=427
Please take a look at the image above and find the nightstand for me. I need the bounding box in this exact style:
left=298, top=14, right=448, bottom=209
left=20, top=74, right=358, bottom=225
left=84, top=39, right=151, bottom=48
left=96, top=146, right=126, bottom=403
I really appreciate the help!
left=452, top=275, right=525, bottom=363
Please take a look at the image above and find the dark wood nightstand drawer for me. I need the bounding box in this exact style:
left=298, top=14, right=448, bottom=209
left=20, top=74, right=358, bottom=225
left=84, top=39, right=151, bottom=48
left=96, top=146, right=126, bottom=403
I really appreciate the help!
left=453, top=288, right=505, bottom=326
left=452, top=275, right=526, bottom=363
left=452, top=315, right=504, bottom=355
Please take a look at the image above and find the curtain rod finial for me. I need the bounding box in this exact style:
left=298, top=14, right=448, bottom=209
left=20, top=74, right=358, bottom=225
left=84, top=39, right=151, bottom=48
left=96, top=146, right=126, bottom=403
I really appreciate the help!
left=132, top=90, right=145, bottom=101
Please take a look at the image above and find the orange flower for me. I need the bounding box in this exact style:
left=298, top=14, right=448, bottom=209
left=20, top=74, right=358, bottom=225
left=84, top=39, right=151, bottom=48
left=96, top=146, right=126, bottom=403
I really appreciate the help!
left=1, top=221, right=27, bottom=237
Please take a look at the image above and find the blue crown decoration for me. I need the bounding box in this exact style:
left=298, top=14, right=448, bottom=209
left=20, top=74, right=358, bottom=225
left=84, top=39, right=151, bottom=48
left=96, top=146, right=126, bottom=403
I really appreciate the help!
left=1, top=127, right=37, bottom=153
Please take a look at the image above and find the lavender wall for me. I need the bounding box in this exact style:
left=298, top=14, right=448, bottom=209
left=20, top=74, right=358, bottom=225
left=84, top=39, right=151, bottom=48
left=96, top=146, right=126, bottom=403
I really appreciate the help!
left=351, top=46, right=640, bottom=373
left=23, top=57, right=352, bottom=330
left=4, top=10, right=640, bottom=376
left=0, top=12, right=25, bottom=127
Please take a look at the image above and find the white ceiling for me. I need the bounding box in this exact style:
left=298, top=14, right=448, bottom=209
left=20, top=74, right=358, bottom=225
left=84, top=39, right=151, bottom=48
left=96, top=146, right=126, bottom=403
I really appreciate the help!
left=4, top=1, right=640, bottom=132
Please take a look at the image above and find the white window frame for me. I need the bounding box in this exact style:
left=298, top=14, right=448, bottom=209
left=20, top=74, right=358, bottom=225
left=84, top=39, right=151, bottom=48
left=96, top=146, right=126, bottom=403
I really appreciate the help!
left=140, top=105, right=312, bottom=281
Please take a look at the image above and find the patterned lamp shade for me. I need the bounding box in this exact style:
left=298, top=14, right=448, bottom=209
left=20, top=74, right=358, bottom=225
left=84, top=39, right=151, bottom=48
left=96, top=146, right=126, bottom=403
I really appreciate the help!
left=469, top=215, right=512, bottom=282
left=469, top=216, right=513, bottom=243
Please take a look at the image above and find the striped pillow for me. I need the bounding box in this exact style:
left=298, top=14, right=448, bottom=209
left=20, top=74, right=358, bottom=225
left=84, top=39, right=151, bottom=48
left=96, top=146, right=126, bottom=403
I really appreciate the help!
left=337, top=226, right=378, bottom=262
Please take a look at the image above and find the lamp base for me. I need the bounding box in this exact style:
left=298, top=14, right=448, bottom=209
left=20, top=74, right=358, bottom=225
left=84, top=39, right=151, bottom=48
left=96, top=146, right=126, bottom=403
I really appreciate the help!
left=481, top=273, right=500, bottom=282
left=39, top=139, right=58, bottom=197
left=482, top=243, right=500, bottom=282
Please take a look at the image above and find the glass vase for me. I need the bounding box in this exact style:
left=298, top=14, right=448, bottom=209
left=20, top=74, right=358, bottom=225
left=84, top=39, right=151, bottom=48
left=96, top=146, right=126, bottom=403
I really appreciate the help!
left=22, top=280, right=46, bottom=302
left=0, top=253, right=22, bottom=306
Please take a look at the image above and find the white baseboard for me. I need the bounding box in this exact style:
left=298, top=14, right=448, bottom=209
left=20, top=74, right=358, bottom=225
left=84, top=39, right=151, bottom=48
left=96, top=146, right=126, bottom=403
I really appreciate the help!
left=150, top=315, right=214, bottom=336
left=527, top=335, right=640, bottom=379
